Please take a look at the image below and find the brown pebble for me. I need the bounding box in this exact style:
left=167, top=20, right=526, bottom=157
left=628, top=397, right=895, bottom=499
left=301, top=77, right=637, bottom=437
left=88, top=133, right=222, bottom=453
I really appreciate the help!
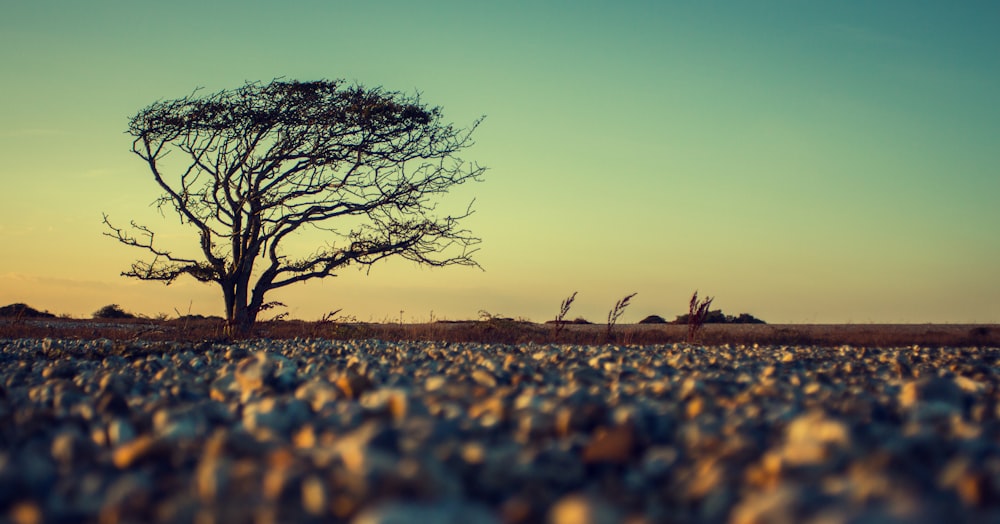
left=196, top=456, right=229, bottom=501
left=333, top=369, right=372, bottom=399
left=583, top=424, right=635, bottom=464
left=386, top=390, right=408, bottom=421
left=686, top=397, right=704, bottom=418
left=112, top=435, right=163, bottom=469
left=469, top=395, right=506, bottom=420
left=500, top=495, right=533, bottom=524
left=233, top=354, right=270, bottom=393
left=293, top=425, right=318, bottom=449
left=301, top=475, right=327, bottom=515
left=9, top=502, right=43, bottom=524
left=548, top=494, right=620, bottom=524
left=42, top=362, right=74, bottom=379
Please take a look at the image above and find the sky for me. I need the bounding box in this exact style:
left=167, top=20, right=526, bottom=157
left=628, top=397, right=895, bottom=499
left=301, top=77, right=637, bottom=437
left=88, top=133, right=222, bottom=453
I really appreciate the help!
left=1, top=1, right=998, bottom=324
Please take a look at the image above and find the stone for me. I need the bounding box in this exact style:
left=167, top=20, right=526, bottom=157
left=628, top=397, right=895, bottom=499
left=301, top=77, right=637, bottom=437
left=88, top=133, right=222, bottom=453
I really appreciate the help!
left=582, top=424, right=636, bottom=464
left=50, top=428, right=90, bottom=468
left=107, top=418, right=137, bottom=447
left=42, top=361, right=75, bottom=380
left=242, top=398, right=310, bottom=434
left=360, top=388, right=411, bottom=421
left=100, top=472, right=153, bottom=521
left=234, top=353, right=272, bottom=393
left=548, top=494, right=621, bottom=524
left=112, top=435, right=166, bottom=469
left=471, top=368, right=498, bottom=388
left=730, top=485, right=805, bottom=524
left=196, top=455, right=230, bottom=502
left=424, top=375, right=447, bottom=392
left=780, top=410, right=850, bottom=465
left=295, top=378, right=341, bottom=412
left=640, top=446, right=679, bottom=479
left=351, top=501, right=499, bottom=524
left=899, top=377, right=968, bottom=411
left=301, top=474, right=328, bottom=515
left=95, top=390, right=131, bottom=417
left=8, top=501, right=43, bottom=524
left=332, top=368, right=374, bottom=399
left=2, top=337, right=1000, bottom=523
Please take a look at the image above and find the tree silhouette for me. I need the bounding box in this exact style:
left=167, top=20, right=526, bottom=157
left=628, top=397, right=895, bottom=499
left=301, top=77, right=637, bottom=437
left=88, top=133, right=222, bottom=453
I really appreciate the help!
left=93, top=304, right=135, bottom=319
left=104, top=79, right=485, bottom=335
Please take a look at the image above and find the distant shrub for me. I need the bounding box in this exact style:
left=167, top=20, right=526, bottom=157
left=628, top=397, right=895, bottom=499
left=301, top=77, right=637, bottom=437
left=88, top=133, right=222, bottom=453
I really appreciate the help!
left=93, top=304, right=136, bottom=319
left=731, top=313, right=766, bottom=324
left=543, top=316, right=594, bottom=325
left=638, top=315, right=668, bottom=324
left=970, top=326, right=993, bottom=338
left=175, top=314, right=225, bottom=322
left=672, top=310, right=765, bottom=325
left=478, top=310, right=515, bottom=322
left=0, top=303, right=55, bottom=318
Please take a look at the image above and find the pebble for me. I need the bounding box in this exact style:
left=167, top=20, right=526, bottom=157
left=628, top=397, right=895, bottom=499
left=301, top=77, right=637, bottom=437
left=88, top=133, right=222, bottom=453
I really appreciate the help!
left=1, top=337, right=1000, bottom=522
left=352, top=500, right=499, bottom=524
left=548, top=494, right=621, bottom=524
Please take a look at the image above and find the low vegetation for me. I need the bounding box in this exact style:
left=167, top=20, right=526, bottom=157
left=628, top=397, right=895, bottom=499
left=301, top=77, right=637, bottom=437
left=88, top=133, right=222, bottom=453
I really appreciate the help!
left=551, top=291, right=578, bottom=339
left=1, top=303, right=997, bottom=348
left=92, top=304, right=137, bottom=320
left=672, top=310, right=766, bottom=325
left=0, top=303, right=55, bottom=319
left=606, top=292, right=637, bottom=342
left=686, top=291, right=714, bottom=343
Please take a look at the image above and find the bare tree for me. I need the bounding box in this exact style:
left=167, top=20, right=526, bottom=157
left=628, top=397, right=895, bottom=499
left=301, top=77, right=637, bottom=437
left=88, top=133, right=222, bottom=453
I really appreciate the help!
left=104, top=79, right=485, bottom=335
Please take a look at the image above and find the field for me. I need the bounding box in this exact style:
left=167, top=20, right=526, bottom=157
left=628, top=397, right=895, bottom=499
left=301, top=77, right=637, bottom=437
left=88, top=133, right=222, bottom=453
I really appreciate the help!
left=2, top=316, right=998, bottom=348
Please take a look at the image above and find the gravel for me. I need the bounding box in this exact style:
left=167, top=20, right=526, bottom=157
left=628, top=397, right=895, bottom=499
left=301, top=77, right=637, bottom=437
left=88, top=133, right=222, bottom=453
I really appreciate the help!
left=2, top=338, right=1000, bottom=523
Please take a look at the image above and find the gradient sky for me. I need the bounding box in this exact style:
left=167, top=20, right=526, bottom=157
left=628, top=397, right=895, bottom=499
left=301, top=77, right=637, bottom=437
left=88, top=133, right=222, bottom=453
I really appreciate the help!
left=1, top=1, right=998, bottom=324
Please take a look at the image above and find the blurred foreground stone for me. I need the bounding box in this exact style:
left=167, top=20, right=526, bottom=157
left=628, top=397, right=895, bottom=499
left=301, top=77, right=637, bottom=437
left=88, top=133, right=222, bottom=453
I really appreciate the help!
left=1, top=338, right=1000, bottom=522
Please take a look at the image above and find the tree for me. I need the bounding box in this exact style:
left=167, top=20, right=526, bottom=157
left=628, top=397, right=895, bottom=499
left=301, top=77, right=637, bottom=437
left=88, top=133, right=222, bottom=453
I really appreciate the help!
left=104, top=79, right=485, bottom=335
left=93, top=304, right=135, bottom=319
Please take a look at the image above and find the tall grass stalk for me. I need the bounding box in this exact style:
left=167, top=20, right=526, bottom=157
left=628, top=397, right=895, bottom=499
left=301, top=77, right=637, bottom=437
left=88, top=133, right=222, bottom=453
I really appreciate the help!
left=687, top=291, right=714, bottom=343
left=553, top=291, right=578, bottom=339
left=606, top=293, right=637, bottom=342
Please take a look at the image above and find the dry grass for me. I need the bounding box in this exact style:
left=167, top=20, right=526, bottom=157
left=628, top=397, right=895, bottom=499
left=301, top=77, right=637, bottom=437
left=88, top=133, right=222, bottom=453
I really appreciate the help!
left=1, top=317, right=998, bottom=348
left=686, top=291, right=714, bottom=343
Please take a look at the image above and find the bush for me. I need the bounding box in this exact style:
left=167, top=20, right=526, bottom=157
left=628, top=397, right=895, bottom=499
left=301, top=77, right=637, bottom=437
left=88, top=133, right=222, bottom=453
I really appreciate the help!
left=0, top=303, right=55, bottom=318
left=175, top=314, right=225, bottom=322
left=672, top=310, right=766, bottom=325
left=731, top=313, right=766, bottom=324
left=93, top=304, right=136, bottom=319
left=638, top=315, right=668, bottom=324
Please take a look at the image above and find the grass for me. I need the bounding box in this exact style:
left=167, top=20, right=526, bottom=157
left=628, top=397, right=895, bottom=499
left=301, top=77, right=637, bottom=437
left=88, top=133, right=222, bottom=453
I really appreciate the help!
left=605, top=292, right=637, bottom=343
left=1, top=316, right=999, bottom=348
left=687, top=291, right=714, bottom=343
left=551, top=291, right=577, bottom=340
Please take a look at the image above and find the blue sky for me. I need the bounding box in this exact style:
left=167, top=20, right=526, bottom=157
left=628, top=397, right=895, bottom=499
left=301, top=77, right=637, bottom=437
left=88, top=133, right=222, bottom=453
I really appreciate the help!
left=1, top=1, right=998, bottom=323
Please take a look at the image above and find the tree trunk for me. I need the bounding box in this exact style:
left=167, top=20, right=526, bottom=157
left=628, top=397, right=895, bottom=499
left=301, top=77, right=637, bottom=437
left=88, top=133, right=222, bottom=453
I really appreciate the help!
left=227, top=302, right=254, bottom=337
left=222, top=278, right=256, bottom=337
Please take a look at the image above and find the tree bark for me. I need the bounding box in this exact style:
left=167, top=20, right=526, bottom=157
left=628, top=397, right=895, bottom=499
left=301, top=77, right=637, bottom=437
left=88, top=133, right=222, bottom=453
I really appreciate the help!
left=227, top=302, right=254, bottom=337
left=222, top=278, right=257, bottom=337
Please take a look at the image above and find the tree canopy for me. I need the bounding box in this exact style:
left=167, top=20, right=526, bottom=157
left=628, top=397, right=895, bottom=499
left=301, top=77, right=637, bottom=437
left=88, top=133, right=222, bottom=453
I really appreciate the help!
left=105, top=79, right=485, bottom=334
